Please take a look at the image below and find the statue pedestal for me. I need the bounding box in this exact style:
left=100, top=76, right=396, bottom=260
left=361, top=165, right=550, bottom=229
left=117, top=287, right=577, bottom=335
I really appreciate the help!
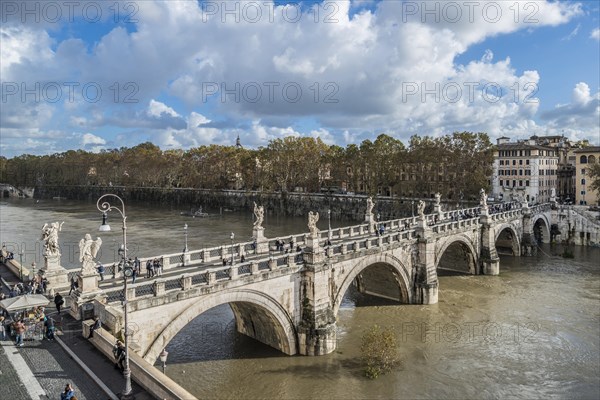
left=434, top=204, right=444, bottom=221
left=365, top=213, right=375, bottom=233
left=253, top=227, right=269, bottom=254
left=303, top=234, right=323, bottom=264
left=78, top=272, right=99, bottom=293
left=69, top=272, right=102, bottom=321
left=39, top=254, right=69, bottom=291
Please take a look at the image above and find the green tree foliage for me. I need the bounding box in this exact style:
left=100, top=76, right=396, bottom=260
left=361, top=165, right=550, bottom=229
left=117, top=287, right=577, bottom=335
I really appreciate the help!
left=360, top=325, right=400, bottom=379
left=1, top=132, right=493, bottom=198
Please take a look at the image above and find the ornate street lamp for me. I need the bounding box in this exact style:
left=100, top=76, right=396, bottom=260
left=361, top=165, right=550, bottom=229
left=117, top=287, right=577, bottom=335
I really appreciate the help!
left=230, top=232, right=235, bottom=265
left=327, top=209, right=332, bottom=240
left=159, top=348, right=169, bottom=374
left=18, top=250, right=24, bottom=282
left=97, top=194, right=134, bottom=400
left=183, top=224, right=188, bottom=253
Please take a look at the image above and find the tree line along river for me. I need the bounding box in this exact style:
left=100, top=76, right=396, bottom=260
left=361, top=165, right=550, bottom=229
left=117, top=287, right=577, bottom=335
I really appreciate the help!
left=1, top=198, right=598, bottom=399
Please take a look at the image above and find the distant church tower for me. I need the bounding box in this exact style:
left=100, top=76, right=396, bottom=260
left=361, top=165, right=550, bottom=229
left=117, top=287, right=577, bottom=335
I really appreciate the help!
left=235, top=134, right=242, bottom=148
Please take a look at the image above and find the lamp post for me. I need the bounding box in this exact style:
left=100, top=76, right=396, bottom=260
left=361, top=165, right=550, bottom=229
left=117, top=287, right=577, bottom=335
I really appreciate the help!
left=230, top=232, right=235, bottom=265
left=159, top=348, right=169, bottom=374
left=411, top=201, right=415, bottom=217
left=31, top=262, right=36, bottom=283
left=97, top=194, right=134, bottom=400
left=327, top=209, right=332, bottom=240
left=183, top=224, right=188, bottom=253
left=18, top=250, right=23, bottom=282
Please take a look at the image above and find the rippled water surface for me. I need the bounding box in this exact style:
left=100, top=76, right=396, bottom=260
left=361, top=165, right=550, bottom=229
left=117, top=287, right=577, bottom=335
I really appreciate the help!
left=1, top=198, right=599, bottom=399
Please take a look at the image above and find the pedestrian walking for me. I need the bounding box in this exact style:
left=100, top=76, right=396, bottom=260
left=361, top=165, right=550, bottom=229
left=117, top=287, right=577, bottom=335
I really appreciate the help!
left=134, top=257, right=141, bottom=274
left=60, top=383, right=75, bottom=400
left=44, top=316, right=55, bottom=340
left=68, top=277, right=77, bottom=295
left=88, top=316, right=101, bottom=338
left=97, top=264, right=105, bottom=281
left=154, top=258, right=162, bottom=276
left=146, top=260, right=153, bottom=278
left=14, top=319, right=26, bottom=347
left=0, top=316, right=6, bottom=340
left=54, top=292, right=65, bottom=314
left=113, top=340, right=126, bottom=371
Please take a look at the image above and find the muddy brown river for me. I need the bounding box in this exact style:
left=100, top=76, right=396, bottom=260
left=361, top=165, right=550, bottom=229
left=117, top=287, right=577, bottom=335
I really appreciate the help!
left=1, top=198, right=598, bottom=399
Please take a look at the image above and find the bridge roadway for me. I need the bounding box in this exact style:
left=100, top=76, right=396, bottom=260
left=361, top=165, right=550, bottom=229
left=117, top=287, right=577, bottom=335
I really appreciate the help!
left=72, top=201, right=552, bottom=364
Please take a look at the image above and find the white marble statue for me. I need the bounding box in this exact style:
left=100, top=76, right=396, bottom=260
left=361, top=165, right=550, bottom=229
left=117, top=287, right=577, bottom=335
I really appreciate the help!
left=434, top=193, right=441, bottom=206
left=79, top=233, right=102, bottom=274
left=308, top=211, right=320, bottom=236
left=253, top=202, right=264, bottom=229
left=417, top=200, right=425, bottom=218
left=366, top=196, right=374, bottom=216
left=479, top=188, right=488, bottom=207
left=41, top=221, right=64, bottom=256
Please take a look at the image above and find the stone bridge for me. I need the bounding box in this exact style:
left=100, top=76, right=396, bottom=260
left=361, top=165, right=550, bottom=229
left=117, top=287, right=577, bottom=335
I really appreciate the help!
left=78, top=201, right=552, bottom=364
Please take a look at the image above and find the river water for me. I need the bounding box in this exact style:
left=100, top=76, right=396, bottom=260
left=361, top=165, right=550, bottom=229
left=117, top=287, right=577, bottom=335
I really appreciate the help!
left=1, top=198, right=599, bottom=399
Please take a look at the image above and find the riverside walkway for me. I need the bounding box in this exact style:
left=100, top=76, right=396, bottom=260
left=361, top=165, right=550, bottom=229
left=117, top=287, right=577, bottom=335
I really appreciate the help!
left=0, top=264, right=153, bottom=400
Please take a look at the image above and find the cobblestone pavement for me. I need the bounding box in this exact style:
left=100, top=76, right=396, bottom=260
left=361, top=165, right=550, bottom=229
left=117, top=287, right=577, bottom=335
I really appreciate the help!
left=1, top=264, right=153, bottom=400
left=0, top=342, right=32, bottom=399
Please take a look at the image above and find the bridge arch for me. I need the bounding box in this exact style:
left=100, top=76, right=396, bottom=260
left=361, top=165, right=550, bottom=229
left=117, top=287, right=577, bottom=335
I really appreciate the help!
left=532, top=214, right=551, bottom=243
left=435, top=234, right=478, bottom=274
left=494, top=223, right=521, bottom=256
left=332, top=253, right=412, bottom=316
left=143, top=289, right=297, bottom=364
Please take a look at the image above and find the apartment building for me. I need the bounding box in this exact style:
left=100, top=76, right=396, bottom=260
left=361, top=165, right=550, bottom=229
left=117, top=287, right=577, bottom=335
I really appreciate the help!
left=574, top=147, right=600, bottom=205
left=492, top=137, right=559, bottom=204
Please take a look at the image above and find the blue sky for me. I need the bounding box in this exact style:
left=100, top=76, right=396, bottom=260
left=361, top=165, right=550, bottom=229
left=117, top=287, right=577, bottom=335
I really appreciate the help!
left=1, top=0, right=599, bottom=158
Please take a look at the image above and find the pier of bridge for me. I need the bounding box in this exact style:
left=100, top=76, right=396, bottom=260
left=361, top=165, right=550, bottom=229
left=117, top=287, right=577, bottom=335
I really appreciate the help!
left=67, top=196, right=552, bottom=363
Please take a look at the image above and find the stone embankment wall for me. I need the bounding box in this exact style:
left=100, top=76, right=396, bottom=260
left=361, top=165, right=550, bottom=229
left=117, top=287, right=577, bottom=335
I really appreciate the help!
left=553, top=206, right=600, bottom=246
left=32, top=185, right=472, bottom=221
left=0, top=184, right=33, bottom=198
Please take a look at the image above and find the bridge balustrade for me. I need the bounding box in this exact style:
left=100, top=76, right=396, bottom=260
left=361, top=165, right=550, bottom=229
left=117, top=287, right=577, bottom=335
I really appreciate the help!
left=164, top=279, right=181, bottom=292
left=135, top=283, right=154, bottom=297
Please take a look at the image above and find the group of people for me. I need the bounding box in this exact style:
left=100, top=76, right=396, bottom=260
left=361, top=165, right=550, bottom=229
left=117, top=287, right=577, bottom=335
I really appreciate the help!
left=1, top=305, right=57, bottom=346
left=274, top=238, right=296, bottom=253
left=145, top=258, right=162, bottom=278
left=5, top=279, right=48, bottom=297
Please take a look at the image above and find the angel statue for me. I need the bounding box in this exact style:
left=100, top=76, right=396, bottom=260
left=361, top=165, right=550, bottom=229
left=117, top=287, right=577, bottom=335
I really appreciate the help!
left=434, top=193, right=441, bottom=206
left=417, top=200, right=426, bottom=218
left=479, top=188, right=488, bottom=208
left=41, top=221, right=64, bottom=256
left=308, top=211, right=320, bottom=236
left=253, top=202, right=264, bottom=229
left=366, top=197, right=374, bottom=216
left=79, top=234, right=103, bottom=274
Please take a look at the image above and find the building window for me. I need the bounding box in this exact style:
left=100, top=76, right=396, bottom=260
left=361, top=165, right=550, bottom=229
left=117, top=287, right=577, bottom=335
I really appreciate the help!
left=581, top=190, right=586, bottom=195
left=500, top=160, right=504, bottom=166
left=580, top=155, right=588, bottom=164
left=581, top=179, right=586, bottom=185
left=519, top=159, right=523, bottom=165
left=526, top=159, right=530, bottom=165
left=582, top=169, right=586, bottom=175
left=519, top=170, right=523, bottom=175
left=526, top=181, right=530, bottom=186
left=519, top=180, right=523, bottom=187
left=589, top=155, right=596, bottom=164
left=499, top=180, right=503, bottom=186
left=513, top=160, right=516, bottom=165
